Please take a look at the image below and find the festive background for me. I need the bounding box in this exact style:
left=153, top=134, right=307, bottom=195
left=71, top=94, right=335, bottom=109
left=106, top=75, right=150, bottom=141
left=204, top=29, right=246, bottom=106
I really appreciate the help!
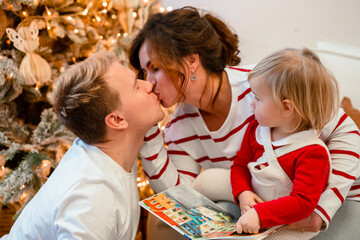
left=0, top=0, right=173, bottom=239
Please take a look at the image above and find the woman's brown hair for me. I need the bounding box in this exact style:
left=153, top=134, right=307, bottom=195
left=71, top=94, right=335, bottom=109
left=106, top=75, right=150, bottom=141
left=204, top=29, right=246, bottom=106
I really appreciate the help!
left=129, top=7, right=240, bottom=105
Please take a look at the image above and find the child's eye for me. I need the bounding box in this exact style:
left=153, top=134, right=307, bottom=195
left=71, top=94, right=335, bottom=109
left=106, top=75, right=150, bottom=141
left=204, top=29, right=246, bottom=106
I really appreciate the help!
left=255, top=96, right=260, bottom=101
left=153, top=67, right=159, bottom=72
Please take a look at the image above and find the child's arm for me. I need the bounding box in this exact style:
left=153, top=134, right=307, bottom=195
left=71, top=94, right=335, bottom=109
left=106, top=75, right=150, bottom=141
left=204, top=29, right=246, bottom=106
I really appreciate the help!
left=230, top=120, right=259, bottom=203
left=238, top=190, right=264, bottom=215
left=236, top=208, right=261, bottom=234
left=253, top=146, right=330, bottom=228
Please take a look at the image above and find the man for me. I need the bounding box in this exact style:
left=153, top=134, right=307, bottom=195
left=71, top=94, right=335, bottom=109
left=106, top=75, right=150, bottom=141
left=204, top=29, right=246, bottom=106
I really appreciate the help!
left=2, top=51, right=164, bottom=239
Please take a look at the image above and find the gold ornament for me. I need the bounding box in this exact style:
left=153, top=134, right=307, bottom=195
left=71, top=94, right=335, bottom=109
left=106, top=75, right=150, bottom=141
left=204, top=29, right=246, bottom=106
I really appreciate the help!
left=6, top=22, right=52, bottom=88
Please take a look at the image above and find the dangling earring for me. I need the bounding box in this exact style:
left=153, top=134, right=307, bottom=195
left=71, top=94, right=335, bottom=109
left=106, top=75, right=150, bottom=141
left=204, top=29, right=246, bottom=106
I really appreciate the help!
left=191, top=70, right=196, bottom=81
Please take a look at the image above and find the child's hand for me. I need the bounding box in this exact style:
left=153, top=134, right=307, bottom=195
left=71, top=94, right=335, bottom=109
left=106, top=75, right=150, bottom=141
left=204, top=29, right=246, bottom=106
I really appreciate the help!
left=235, top=208, right=261, bottom=234
left=238, top=190, right=263, bottom=215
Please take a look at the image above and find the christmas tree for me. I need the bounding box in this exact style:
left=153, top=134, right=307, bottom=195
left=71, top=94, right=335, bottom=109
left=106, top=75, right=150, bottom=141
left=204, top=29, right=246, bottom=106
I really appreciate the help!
left=0, top=0, right=170, bottom=222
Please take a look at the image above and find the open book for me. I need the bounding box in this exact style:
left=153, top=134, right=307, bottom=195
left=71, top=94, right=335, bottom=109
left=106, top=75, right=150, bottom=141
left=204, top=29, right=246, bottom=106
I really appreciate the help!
left=139, top=184, right=281, bottom=240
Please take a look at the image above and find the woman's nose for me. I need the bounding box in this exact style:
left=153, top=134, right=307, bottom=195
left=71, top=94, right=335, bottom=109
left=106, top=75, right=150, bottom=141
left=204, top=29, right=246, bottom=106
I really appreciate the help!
left=145, top=72, right=155, bottom=84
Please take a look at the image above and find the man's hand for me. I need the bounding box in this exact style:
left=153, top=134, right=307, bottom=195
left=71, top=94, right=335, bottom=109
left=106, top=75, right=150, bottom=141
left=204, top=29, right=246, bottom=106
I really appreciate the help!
left=235, top=208, right=261, bottom=234
left=286, top=212, right=324, bottom=232
left=238, top=190, right=263, bottom=215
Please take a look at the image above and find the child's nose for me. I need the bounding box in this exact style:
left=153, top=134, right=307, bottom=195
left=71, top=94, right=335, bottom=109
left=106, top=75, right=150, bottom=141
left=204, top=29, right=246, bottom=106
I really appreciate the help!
left=250, top=100, right=255, bottom=112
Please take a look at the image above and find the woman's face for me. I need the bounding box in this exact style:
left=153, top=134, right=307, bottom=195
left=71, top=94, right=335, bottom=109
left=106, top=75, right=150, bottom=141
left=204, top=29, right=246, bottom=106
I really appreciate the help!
left=138, top=41, right=180, bottom=108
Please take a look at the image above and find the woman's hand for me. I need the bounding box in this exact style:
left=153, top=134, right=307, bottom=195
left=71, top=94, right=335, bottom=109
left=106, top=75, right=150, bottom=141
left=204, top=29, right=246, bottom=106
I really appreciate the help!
left=235, top=208, right=261, bottom=234
left=238, top=190, right=263, bottom=215
left=286, top=212, right=324, bottom=232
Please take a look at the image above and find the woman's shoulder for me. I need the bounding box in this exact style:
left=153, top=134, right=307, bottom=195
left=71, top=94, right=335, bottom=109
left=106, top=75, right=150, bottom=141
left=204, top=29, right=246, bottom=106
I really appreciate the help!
left=225, top=66, right=253, bottom=84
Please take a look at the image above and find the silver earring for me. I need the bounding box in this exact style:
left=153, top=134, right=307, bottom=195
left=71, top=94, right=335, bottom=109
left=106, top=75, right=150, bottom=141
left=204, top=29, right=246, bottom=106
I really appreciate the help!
left=191, top=70, right=196, bottom=81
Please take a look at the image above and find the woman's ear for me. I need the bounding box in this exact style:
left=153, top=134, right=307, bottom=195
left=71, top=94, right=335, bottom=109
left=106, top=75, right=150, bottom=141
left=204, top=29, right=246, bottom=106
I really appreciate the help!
left=282, top=99, right=295, bottom=116
left=184, top=53, right=200, bottom=70
left=105, top=111, right=128, bottom=130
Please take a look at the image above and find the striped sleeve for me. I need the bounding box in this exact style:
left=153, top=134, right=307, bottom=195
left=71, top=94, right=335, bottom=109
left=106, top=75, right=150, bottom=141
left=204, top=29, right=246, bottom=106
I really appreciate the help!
left=140, top=125, right=201, bottom=194
left=316, top=109, right=360, bottom=230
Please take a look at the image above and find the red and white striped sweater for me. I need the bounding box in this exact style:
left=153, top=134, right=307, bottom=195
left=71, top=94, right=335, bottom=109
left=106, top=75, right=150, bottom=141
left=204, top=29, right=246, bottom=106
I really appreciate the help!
left=140, top=67, right=360, bottom=229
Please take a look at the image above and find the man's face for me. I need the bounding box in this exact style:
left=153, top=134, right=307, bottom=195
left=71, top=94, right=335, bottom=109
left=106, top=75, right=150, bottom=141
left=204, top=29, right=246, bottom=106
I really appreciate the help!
left=106, top=62, right=164, bottom=131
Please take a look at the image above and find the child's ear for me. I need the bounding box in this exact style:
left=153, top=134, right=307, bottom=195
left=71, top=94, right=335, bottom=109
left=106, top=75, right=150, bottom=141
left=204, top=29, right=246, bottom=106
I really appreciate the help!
left=105, top=111, right=128, bottom=130
left=282, top=99, right=295, bottom=116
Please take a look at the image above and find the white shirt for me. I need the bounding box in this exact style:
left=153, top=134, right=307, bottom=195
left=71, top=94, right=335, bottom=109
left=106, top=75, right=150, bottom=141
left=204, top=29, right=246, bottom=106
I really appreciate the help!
left=3, top=138, right=139, bottom=240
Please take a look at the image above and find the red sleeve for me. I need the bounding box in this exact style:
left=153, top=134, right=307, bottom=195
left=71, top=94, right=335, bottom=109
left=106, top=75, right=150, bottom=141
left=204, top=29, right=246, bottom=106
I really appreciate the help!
left=230, top=120, right=259, bottom=204
left=253, top=145, right=330, bottom=228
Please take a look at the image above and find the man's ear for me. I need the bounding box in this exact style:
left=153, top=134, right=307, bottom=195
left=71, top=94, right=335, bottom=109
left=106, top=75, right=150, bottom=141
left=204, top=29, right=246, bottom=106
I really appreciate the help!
left=184, top=53, right=200, bottom=70
left=282, top=99, right=295, bottom=116
left=105, top=111, right=128, bottom=130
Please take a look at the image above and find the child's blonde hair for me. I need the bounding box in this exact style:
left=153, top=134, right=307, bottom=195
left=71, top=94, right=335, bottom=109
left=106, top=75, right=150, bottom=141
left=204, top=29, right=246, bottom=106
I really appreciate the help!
left=248, top=48, right=339, bottom=132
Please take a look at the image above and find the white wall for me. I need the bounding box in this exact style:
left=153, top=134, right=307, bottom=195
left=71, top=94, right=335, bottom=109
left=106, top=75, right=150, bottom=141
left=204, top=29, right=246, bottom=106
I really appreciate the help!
left=162, top=0, right=360, bottom=108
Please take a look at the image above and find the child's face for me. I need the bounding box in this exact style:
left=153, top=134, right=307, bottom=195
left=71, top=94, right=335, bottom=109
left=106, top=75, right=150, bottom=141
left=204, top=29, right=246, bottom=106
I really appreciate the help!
left=249, top=76, right=285, bottom=128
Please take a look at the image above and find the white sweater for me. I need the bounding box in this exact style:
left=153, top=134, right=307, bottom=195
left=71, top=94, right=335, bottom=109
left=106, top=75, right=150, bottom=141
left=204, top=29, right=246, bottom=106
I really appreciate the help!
left=3, top=138, right=140, bottom=240
left=140, top=67, right=360, bottom=229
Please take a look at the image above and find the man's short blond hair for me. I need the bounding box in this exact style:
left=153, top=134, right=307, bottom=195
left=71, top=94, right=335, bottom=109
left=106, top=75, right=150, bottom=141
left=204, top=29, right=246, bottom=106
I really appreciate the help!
left=53, top=51, right=119, bottom=144
left=249, top=48, right=339, bottom=132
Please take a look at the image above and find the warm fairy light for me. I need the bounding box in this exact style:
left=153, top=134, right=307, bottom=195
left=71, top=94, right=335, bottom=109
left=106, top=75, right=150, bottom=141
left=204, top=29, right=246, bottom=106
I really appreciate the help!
left=20, top=184, right=25, bottom=190
left=8, top=72, right=14, bottom=79
left=92, top=18, right=96, bottom=22
left=144, top=0, right=149, bottom=3
left=22, top=11, right=28, bottom=17
left=132, top=12, right=137, bottom=18
left=123, top=32, right=128, bottom=37
left=6, top=39, right=11, bottom=45
left=74, top=28, right=79, bottom=34
left=67, top=16, right=72, bottom=21
left=137, top=177, right=141, bottom=182
left=137, top=182, right=142, bottom=187
left=47, top=10, right=51, bottom=16
left=167, top=6, right=173, bottom=11
left=102, top=1, right=108, bottom=7
left=111, top=14, right=117, bottom=19
left=96, top=15, right=101, bottom=22
left=82, top=9, right=88, bottom=15
left=161, top=126, right=165, bottom=131
left=102, top=9, right=107, bottom=14
left=117, top=33, right=121, bottom=38
left=99, top=35, right=104, bottom=40
left=111, top=38, right=116, bottom=43
left=159, top=7, right=165, bottom=13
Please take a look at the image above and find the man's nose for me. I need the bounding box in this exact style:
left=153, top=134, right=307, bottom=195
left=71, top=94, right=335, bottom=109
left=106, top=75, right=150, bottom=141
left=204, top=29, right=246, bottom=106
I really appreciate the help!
left=142, top=80, right=154, bottom=93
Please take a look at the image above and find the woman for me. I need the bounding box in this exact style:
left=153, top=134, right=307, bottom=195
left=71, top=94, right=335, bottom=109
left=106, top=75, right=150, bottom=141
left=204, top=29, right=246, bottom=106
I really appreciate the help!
left=129, top=7, right=360, bottom=240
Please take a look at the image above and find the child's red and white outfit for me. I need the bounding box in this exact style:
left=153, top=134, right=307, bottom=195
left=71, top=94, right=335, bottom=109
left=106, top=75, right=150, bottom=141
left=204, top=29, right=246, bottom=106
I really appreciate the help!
left=231, top=120, right=330, bottom=239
